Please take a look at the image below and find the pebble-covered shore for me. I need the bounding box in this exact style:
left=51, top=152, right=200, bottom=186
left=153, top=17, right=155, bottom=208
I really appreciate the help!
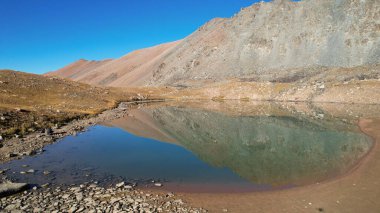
left=0, top=103, right=132, bottom=164
left=0, top=182, right=207, bottom=212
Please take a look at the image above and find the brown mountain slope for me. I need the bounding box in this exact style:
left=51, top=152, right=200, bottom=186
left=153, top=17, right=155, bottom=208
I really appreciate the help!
left=49, top=0, right=379, bottom=88
left=45, top=59, right=112, bottom=79
left=47, top=41, right=181, bottom=87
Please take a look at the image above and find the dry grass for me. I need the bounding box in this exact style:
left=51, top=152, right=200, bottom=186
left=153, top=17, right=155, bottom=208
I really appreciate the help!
left=0, top=70, right=138, bottom=138
left=0, top=70, right=133, bottom=114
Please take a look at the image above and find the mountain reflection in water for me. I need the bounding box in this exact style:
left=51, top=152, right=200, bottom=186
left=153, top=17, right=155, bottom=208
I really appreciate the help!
left=0, top=102, right=373, bottom=192
left=105, top=103, right=372, bottom=187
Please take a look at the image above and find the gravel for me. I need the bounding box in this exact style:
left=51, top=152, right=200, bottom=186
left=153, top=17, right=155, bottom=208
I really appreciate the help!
left=0, top=182, right=207, bottom=212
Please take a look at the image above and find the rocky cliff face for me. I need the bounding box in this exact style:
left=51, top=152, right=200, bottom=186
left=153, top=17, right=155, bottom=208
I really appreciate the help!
left=49, top=0, right=380, bottom=87
left=149, top=0, right=379, bottom=86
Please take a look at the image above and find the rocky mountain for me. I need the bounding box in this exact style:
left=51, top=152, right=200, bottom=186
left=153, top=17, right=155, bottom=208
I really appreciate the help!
left=48, top=0, right=380, bottom=87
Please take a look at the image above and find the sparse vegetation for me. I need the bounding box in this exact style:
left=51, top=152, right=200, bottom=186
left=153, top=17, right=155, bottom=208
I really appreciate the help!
left=0, top=70, right=139, bottom=139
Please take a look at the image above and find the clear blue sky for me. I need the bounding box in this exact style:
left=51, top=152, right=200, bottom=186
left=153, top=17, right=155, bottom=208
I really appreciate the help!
left=0, top=0, right=265, bottom=74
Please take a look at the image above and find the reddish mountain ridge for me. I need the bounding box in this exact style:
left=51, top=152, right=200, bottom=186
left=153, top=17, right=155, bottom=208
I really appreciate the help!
left=46, top=40, right=181, bottom=87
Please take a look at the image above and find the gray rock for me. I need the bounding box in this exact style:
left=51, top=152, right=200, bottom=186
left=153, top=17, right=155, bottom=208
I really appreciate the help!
left=154, top=183, right=163, bottom=187
left=75, top=192, right=84, bottom=201
left=26, top=169, right=35, bottom=173
left=0, top=181, right=28, bottom=197
left=45, top=128, right=53, bottom=135
left=116, top=181, right=125, bottom=188
left=41, top=183, right=50, bottom=188
left=8, top=153, right=18, bottom=158
left=26, top=150, right=37, bottom=156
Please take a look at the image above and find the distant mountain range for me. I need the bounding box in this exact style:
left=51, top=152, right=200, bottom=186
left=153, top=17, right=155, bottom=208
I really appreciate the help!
left=47, top=0, right=380, bottom=87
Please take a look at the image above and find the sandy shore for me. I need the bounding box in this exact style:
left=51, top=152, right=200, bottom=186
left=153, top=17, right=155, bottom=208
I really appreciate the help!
left=175, top=118, right=380, bottom=213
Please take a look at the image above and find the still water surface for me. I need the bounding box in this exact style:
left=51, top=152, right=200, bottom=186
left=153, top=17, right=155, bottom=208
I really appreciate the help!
left=0, top=103, right=373, bottom=192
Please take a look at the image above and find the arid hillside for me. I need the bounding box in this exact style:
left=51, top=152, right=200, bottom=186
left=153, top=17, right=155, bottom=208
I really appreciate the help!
left=0, top=70, right=136, bottom=138
left=45, top=59, right=112, bottom=80
left=0, top=70, right=131, bottom=114
left=46, top=41, right=181, bottom=87
left=48, top=0, right=380, bottom=88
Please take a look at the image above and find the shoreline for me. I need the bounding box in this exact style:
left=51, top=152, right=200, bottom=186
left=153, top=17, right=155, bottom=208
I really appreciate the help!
left=175, top=118, right=380, bottom=212
left=0, top=102, right=379, bottom=212
left=0, top=102, right=132, bottom=164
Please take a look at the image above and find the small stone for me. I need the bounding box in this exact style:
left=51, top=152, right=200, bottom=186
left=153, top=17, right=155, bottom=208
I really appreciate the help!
left=34, top=208, right=42, bottom=212
left=5, top=204, right=16, bottom=210
left=317, top=114, right=324, bottom=119
left=62, top=194, right=70, bottom=199
left=45, top=128, right=53, bottom=135
left=69, top=206, right=77, bottom=213
left=8, top=153, right=18, bottom=158
left=43, top=171, right=51, bottom=175
left=166, top=193, right=174, bottom=197
left=26, top=169, right=35, bottom=173
left=26, top=150, right=37, bottom=156
left=41, top=183, right=50, bottom=188
left=32, top=186, right=37, bottom=190
left=116, top=181, right=125, bottom=188
left=154, top=183, right=163, bottom=187
left=76, top=192, right=84, bottom=201
left=0, top=135, right=3, bottom=142
left=110, top=197, right=120, bottom=204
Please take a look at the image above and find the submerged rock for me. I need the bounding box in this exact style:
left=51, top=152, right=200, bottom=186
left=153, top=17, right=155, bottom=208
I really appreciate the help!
left=26, top=169, right=35, bottom=174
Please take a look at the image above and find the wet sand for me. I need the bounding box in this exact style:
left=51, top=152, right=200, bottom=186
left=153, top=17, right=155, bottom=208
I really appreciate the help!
left=176, top=118, right=380, bottom=213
